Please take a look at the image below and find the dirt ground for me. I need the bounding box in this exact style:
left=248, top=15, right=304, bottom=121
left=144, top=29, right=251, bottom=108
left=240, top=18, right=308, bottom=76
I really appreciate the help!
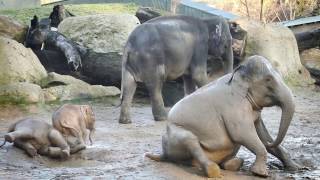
left=0, top=87, right=319, bottom=180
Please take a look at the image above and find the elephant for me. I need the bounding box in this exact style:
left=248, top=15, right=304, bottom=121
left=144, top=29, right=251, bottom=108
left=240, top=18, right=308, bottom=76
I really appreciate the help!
left=52, top=104, right=95, bottom=153
left=49, top=5, right=74, bottom=28
left=146, top=55, right=301, bottom=177
left=0, top=119, right=70, bottom=159
left=25, top=15, right=83, bottom=71
left=119, top=15, right=234, bottom=123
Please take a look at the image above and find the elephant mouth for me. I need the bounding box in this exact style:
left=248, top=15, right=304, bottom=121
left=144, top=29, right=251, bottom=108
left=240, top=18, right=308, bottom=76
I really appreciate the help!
left=246, top=92, right=262, bottom=111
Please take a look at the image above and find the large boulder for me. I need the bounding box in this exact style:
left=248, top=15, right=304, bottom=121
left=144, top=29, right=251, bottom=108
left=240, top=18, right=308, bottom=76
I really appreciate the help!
left=0, top=37, right=47, bottom=85
left=0, top=16, right=28, bottom=43
left=58, top=14, right=140, bottom=86
left=235, top=18, right=314, bottom=86
left=42, top=72, right=120, bottom=102
left=58, top=14, right=140, bottom=54
left=0, top=82, right=44, bottom=104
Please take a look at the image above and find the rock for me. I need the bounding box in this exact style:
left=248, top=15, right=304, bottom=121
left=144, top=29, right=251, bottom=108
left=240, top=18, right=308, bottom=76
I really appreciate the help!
left=0, top=82, right=44, bottom=104
left=300, top=48, right=320, bottom=85
left=81, top=50, right=122, bottom=86
left=42, top=72, right=120, bottom=101
left=58, top=14, right=140, bottom=86
left=235, top=18, right=314, bottom=86
left=58, top=14, right=140, bottom=54
left=0, top=16, right=28, bottom=43
left=0, top=37, right=47, bottom=85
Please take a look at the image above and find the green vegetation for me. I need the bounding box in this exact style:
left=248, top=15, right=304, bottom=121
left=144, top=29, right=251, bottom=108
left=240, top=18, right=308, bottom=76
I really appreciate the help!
left=0, top=3, right=139, bottom=25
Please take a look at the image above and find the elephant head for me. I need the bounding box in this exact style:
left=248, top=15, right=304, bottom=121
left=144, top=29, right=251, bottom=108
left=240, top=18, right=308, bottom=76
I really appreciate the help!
left=25, top=16, right=50, bottom=50
left=230, top=55, right=295, bottom=147
left=81, top=105, right=96, bottom=145
left=204, top=17, right=234, bottom=74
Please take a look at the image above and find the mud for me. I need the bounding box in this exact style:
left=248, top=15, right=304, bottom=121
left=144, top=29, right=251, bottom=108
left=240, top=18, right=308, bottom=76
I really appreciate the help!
left=0, top=88, right=319, bottom=180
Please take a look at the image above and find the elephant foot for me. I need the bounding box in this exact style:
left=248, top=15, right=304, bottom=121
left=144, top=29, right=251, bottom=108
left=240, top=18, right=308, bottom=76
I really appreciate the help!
left=4, top=134, right=15, bottom=142
left=119, top=115, right=132, bottom=124
left=60, top=149, right=70, bottom=159
left=222, top=157, right=244, bottom=171
left=154, top=116, right=167, bottom=121
left=251, top=163, right=268, bottom=177
left=204, top=162, right=221, bottom=178
left=119, top=118, right=132, bottom=124
left=25, top=147, right=38, bottom=157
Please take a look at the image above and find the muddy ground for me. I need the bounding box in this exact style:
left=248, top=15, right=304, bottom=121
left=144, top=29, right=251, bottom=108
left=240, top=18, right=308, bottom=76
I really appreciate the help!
left=0, top=87, right=319, bottom=180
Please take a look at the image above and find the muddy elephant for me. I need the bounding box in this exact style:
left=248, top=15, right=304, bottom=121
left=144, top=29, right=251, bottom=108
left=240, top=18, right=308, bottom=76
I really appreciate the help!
left=0, top=119, right=70, bottom=159
left=52, top=104, right=95, bottom=153
left=119, top=15, right=234, bottom=123
left=49, top=5, right=74, bottom=28
left=146, top=56, right=301, bottom=177
left=25, top=16, right=82, bottom=71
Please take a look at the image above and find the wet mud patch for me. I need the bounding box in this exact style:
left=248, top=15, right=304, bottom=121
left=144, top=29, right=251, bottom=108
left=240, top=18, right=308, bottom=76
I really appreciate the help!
left=0, top=88, right=319, bottom=179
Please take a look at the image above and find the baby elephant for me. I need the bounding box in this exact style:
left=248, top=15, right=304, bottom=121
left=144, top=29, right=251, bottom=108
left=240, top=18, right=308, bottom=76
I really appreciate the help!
left=146, top=56, right=301, bottom=177
left=52, top=104, right=95, bottom=154
left=0, top=119, right=70, bottom=158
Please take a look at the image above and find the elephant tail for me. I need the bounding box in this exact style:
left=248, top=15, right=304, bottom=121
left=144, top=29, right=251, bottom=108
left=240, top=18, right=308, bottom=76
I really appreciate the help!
left=145, top=152, right=167, bottom=162
left=0, top=139, right=6, bottom=148
left=119, top=48, right=131, bottom=108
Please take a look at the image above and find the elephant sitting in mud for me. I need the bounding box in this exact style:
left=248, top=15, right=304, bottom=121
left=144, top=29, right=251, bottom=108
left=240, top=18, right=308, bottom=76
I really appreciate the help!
left=119, top=15, right=234, bottom=124
left=52, top=104, right=95, bottom=153
left=0, top=119, right=70, bottom=159
left=146, top=56, right=301, bottom=177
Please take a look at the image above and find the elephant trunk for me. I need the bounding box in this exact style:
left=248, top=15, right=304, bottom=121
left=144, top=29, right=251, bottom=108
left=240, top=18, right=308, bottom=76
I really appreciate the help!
left=89, top=128, right=95, bottom=145
left=223, top=43, right=234, bottom=74
left=267, top=85, right=295, bottom=147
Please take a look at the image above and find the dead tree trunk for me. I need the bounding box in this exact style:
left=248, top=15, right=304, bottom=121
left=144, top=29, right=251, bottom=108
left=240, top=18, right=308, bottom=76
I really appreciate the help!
left=294, top=29, right=320, bottom=52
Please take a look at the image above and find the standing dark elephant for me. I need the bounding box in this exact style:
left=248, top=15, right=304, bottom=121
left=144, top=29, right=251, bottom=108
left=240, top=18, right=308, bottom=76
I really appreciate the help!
left=119, top=15, right=234, bottom=124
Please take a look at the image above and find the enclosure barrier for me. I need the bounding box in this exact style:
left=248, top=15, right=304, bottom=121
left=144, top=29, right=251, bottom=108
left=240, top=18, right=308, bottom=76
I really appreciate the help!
left=41, top=0, right=238, bottom=20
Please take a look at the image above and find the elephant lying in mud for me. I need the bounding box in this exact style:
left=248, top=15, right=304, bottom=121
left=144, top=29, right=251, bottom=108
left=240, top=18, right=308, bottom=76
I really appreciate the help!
left=119, top=15, right=234, bottom=124
left=52, top=104, right=95, bottom=153
left=0, top=119, right=70, bottom=159
left=146, top=56, right=301, bottom=177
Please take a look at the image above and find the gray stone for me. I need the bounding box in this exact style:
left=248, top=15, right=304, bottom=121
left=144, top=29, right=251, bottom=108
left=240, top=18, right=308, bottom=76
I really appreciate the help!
left=0, top=82, right=44, bottom=104
left=58, top=14, right=140, bottom=54
left=42, top=72, right=120, bottom=101
left=0, top=15, right=28, bottom=43
left=235, top=18, right=314, bottom=86
left=0, top=37, right=47, bottom=85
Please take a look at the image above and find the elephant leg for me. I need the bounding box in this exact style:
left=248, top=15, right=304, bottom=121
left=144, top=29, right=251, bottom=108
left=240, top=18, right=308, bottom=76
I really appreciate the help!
left=39, top=146, right=68, bottom=159
left=119, top=70, right=137, bottom=124
left=183, top=75, right=196, bottom=95
left=221, top=157, right=244, bottom=171
left=66, top=136, right=86, bottom=154
left=14, top=139, right=37, bottom=157
left=220, top=145, right=243, bottom=171
left=256, top=119, right=302, bottom=171
left=229, top=122, right=268, bottom=177
left=48, top=129, right=70, bottom=158
left=164, top=124, right=220, bottom=178
left=145, top=78, right=167, bottom=121
left=191, top=67, right=208, bottom=88
left=5, top=130, right=33, bottom=142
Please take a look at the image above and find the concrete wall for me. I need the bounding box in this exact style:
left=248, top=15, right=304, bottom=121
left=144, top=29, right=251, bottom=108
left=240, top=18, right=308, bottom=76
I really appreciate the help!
left=41, top=0, right=64, bottom=5
left=0, top=0, right=40, bottom=10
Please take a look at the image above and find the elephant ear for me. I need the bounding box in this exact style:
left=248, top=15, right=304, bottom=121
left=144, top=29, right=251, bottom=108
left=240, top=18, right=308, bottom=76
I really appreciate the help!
left=59, top=118, right=81, bottom=137
left=227, top=65, right=245, bottom=84
left=212, top=22, right=222, bottom=47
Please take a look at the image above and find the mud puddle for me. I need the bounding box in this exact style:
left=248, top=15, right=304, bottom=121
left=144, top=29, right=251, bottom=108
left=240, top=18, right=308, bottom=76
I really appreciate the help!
left=0, top=89, right=319, bottom=179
